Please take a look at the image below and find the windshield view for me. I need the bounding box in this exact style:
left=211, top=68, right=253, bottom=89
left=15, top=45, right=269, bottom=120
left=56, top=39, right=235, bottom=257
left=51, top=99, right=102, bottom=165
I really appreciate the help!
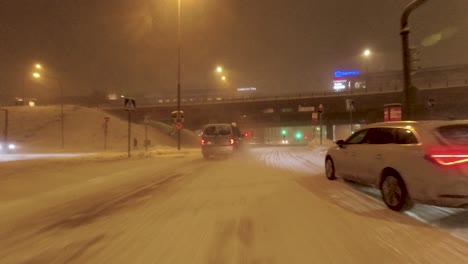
left=1, top=1, right=468, bottom=263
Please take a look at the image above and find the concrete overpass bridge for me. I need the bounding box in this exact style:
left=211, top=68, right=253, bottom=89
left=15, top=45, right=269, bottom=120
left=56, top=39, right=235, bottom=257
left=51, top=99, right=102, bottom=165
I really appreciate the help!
left=104, top=84, right=468, bottom=142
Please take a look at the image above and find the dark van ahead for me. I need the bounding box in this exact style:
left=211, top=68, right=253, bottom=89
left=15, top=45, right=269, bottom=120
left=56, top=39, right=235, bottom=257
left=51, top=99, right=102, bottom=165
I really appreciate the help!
left=201, top=123, right=243, bottom=159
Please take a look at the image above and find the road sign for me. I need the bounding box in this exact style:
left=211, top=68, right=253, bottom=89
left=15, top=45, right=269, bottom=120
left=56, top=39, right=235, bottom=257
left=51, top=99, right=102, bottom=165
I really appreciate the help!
left=427, top=98, right=435, bottom=108
left=175, top=122, right=183, bottom=130
left=171, top=110, right=185, bottom=122
left=298, top=106, right=315, bottom=112
left=124, top=98, right=136, bottom=111
left=312, top=112, right=318, bottom=123
left=346, top=99, right=355, bottom=112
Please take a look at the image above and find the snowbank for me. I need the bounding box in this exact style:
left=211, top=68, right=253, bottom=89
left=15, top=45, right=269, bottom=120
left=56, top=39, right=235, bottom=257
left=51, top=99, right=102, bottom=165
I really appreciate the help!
left=2, top=106, right=178, bottom=153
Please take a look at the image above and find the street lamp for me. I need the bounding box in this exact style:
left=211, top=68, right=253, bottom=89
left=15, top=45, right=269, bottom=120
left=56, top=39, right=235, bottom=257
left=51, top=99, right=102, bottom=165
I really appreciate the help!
left=401, top=0, right=428, bottom=120
left=216, top=66, right=223, bottom=73
left=0, top=109, right=8, bottom=150
left=363, top=49, right=371, bottom=90
left=221, top=76, right=226, bottom=81
left=35, top=64, right=42, bottom=69
left=363, top=49, right=371, bottom=57
left=32, top=70, right=65, bottom=149
left=176, top=0, right=182, bottom=151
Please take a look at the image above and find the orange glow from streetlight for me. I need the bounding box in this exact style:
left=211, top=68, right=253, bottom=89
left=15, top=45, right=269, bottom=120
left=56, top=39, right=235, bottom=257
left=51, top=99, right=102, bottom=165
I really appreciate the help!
left=216, top=66, right=223, bottom=73
left=363, top=49, right=371, bottom=57
left=221, top=76, right=226, bottom=81
left=35, top=64, right=42, bottom=69
left=33, top=72, right=41, bottom=78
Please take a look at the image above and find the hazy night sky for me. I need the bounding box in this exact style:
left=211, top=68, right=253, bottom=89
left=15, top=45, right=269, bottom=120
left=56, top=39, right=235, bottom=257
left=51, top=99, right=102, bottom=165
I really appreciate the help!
left=0, top=0, right=467, bottom=100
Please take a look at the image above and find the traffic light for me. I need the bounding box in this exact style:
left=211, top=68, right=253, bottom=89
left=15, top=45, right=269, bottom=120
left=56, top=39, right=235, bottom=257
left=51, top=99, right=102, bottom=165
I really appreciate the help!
left=282, top=130, right=287, bottom=135
left=295, top=132, right=302, bottom=139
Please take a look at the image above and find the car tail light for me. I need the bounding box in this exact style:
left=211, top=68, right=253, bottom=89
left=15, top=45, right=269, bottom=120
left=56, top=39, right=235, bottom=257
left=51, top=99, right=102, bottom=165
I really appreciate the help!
left=426, top=146, right=468, bottom=166
left=230, top=138, right=235, bottom=145
left=201, top=139, right=206, bottom=146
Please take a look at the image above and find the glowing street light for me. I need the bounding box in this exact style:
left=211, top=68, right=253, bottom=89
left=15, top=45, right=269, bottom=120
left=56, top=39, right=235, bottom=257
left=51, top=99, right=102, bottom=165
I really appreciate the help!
left=216, top=66, right=223, bottom=73
left=363, top=49, right=371, bottom=57
left=221, top=76, right=226, bottom=81
left=35, top=64, right=42, bottom=69
left=363, top=49, right=371, bottom=90
left=32, top=70, right=65, bottom=149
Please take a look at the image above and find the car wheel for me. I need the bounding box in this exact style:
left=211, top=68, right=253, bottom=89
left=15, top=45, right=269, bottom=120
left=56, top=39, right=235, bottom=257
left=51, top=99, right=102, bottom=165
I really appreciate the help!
left=325, top=158, right=336, bottom=180
left=381, top=172, right=412, bottom=211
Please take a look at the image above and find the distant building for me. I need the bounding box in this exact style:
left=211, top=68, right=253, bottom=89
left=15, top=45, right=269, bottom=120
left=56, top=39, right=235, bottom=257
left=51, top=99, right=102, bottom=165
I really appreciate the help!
left=332, top=64, right=468, bottom=92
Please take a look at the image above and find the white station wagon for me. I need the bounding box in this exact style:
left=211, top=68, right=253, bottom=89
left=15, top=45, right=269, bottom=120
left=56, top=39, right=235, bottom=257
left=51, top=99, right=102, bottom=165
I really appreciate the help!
left=325, top=121, right=468, bottom=211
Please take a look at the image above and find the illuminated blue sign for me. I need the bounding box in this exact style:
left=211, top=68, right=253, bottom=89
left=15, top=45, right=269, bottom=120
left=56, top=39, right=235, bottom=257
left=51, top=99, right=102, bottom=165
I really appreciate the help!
left=334, top=70, right=360, bottom=78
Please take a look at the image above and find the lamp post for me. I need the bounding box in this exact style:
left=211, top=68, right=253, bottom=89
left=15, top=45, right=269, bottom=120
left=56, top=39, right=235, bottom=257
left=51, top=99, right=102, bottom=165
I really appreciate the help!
left=363, top=49, right=371, bottom=91
left=176, top=0, right=182, bottom=150
left=0, top=109, right=8, bottom=148
left=401, top=0, right=428, bottom=120
left=33, top=71, right=65, bottom=149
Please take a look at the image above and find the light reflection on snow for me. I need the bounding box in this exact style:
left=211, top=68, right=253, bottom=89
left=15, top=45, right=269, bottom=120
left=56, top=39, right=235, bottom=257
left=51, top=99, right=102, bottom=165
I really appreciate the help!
left=0, top=153, right=94, bottom=162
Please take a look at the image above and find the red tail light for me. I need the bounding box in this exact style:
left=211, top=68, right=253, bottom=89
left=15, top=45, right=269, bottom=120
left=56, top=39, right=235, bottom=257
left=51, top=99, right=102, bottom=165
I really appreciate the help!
left=201, top=139, right=206, bottom=146
left=230, top=138, right=235, bottom=145
left=426, top=146, right=468, bottom=166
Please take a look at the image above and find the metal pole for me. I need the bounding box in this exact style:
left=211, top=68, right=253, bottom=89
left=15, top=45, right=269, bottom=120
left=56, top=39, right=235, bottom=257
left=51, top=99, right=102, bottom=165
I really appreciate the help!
left=4, top=110, right=7, bottom=146
left=128, top=111, right=131, bottom=158
left=401, top=0, right=428, bottom=120
left=319, top=113, right=323, bottom=145
left=22, top=76, right=26, bottom=105
left=365, top=62, right=369, bottom=92
left=350, top=110, right=353, bottom=135
left=1, top=109, right=8, bottom=145
left=59, top=79, right=64, bottom=149
left=104, top=122, right=108, bottom=151
left=145, top=123, right=148, bottom=152
left=177, top=0, right=181, bottom=151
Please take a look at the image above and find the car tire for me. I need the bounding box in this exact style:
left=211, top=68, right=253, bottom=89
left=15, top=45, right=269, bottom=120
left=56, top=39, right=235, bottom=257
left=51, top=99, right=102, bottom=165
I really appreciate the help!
left=325, top=158, right=336, bottom=180
left=380, top=172, right=413, bottom=211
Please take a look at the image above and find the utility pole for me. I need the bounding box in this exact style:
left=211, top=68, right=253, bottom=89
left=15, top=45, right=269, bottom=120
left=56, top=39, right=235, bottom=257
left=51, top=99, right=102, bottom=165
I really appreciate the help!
left=124, top=98, right=136, bottom=158
left=318, top=104, right=323, bottom=145
left=177, top=0, right=182, bottom=150
left=401, top=0, right=428, bottom=120
left=128, top=110, right=131, bottom=158
left=59, top=79, right=64, bottom=149
left=144, top=115, right=150, bottom=152
left=0, top=109, right=8, bottom=148
left=103, top=117, right=110, bottom=151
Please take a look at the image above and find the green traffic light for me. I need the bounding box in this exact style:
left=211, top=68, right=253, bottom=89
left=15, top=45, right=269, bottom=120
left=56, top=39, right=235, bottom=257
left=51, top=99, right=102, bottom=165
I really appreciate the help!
left=282, top=130, right=287, bottom=135
left=295, top=132, right=302, bottom=139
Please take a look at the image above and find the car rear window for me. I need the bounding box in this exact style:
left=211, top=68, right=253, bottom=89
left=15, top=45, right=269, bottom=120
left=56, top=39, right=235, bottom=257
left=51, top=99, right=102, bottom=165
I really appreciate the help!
left=203, top=125, right=232, bottom=136
left=437, top=124, right=468, bottom=145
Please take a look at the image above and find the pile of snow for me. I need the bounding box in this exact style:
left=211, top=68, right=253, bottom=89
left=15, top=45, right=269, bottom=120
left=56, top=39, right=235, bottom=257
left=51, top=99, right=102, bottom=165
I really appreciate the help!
left=150, top=121, right=200, bottom=147
left=2, top=106, right=179, bottom=153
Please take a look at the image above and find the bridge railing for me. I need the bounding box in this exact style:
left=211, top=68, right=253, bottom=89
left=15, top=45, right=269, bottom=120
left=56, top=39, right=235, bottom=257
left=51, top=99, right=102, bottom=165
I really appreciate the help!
left=137, top=78, right=468, bottom=106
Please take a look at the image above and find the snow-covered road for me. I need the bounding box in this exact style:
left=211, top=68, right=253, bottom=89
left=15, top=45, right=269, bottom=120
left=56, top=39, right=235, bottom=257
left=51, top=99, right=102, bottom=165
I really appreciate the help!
left=0, top=147, right=467, bottom=263
left=251, top=146, right=468, bottom=243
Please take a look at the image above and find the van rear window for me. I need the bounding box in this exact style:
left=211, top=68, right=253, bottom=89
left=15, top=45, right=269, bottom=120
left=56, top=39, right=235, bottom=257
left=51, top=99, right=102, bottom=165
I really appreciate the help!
left=203, top=125, right=232, bottom=136
left=437, top=124, right=468, bottom=145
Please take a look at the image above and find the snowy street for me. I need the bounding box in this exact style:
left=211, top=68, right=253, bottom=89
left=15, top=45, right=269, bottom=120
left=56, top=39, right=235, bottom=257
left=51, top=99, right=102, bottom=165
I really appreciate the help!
left=0, top=146, right=467, bottom=263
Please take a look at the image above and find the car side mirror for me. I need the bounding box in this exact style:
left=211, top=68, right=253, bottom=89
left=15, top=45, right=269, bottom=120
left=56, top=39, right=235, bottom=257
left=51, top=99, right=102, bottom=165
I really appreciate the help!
left=336, top=140, right=346, bottom=148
